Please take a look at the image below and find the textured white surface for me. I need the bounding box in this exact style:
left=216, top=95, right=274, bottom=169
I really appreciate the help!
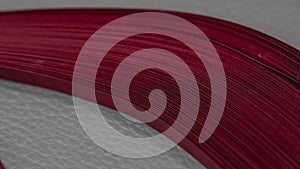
left=0, top=79, right=204, bottom=169
left=0, top=1, right=299, bottom=169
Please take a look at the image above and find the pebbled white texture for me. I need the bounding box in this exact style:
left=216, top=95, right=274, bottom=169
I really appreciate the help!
left=0, top=79, right=205, bottom=169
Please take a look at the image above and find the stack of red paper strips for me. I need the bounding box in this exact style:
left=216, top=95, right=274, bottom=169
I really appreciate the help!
left=0, top=9, right=299, bottom=169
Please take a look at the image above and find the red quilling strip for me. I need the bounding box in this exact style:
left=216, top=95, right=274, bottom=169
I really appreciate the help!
left=0, top=9, right=299, bottom=169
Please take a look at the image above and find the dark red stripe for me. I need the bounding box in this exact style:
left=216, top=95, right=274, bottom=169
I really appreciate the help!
left=0, top=160, right=4, bottom=169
